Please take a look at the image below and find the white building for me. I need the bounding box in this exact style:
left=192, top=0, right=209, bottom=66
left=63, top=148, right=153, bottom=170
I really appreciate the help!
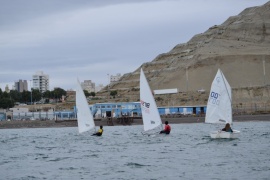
left=9, top=107, right=29, bottom=113
left=32, top=71, right=49, bottom=93
left=81, top=80, right=95, bottom=93
left=110, top=73, right=121, bottom=82
left=5, top=84, right=10, bottom=93
left=154, top=88, right=178, bottom=95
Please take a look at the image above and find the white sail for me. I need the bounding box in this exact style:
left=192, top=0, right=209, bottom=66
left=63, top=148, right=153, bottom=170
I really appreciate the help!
left=76, top=79, right=95, bottom=133
left=205, top=69, right=232, bottom=124
left=140, top=68, right=162, bottom=133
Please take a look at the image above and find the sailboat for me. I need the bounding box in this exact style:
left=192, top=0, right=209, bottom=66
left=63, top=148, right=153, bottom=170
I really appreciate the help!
left=76, top=79, right=95, bottom=134
left=205, top=69, right=240, bottom=139
left=140, top=68, right=163, bottom=135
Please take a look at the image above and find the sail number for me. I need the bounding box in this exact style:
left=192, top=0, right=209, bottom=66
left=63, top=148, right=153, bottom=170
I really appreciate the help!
left=140, top=100, right=150, bottom=113
left=141, top=100, right=150, bottom=108
left=211, top=92, right=219, bottom=99
left=209, top=91, right=220, bottom=105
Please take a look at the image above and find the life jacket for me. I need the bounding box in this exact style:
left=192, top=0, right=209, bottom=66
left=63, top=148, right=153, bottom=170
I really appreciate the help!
left=165, top=125, right=171, bottom=132
left=98, top=129, right=103, bottom=134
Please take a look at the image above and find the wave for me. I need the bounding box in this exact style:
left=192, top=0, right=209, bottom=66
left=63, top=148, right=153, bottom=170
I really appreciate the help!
left=125, top=162, right=151, bottom=168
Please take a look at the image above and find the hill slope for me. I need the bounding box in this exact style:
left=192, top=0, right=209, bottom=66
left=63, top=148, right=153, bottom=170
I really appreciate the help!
left=96, top=2, right=270, bottom=108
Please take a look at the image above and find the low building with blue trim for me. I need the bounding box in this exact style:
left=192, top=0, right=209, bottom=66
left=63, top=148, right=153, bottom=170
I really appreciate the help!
left=75, top=102, right=206, bottom=118
left=74, top=102, right=142, bottom=118
left=4, top=102, right=206, bottom=121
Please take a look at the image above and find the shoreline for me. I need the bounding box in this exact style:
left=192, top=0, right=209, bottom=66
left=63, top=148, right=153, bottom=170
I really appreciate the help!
left=0, top=114, right=269, bottom=129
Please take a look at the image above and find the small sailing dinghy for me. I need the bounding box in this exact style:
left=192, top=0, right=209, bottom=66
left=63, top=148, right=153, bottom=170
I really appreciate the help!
left=205, top=69, right=240, bottom=139
left=76, top=79, right=95, bottom=134
left=140, top=68, right=163, bottom=135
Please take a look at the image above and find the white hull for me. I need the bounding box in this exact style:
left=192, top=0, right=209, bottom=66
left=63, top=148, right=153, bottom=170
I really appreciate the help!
left=210, top=130, right=240, bottom=139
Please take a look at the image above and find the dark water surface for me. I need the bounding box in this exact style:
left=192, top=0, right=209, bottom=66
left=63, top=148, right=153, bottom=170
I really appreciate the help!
left=0, top=122, right=269, bottom=180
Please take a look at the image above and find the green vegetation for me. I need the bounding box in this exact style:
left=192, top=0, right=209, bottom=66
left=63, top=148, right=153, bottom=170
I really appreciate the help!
left=83, top=90, right=95, bottom=97
left=110, top=90, right=117, bottom=98
left=0, top=87, right=67, bottom=109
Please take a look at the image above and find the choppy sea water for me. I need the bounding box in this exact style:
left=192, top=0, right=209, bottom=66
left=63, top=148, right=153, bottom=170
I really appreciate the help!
left=0, top=121, right=269, bottom=180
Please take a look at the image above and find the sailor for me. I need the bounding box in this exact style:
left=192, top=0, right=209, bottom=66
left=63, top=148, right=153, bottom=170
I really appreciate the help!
left=159, top=121, right=171, bottom=134
left=221, top=123, right=233, bottom=132
left=92, top=126, right=103, bottom=136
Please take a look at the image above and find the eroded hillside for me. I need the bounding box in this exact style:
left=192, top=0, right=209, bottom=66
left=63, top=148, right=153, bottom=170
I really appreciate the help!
left=95, top=2, right=270, bottom=108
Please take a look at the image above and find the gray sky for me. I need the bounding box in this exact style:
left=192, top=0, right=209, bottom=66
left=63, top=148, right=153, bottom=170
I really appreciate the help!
left=0, top=0, right=268, bottom=91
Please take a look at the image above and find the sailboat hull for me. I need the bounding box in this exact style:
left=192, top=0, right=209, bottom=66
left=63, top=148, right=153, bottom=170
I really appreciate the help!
left=210, top=130, right=240, bottom=139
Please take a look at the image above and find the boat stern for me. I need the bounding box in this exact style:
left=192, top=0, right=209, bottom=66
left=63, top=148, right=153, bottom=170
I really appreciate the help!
left=210, top=130, right=240, bottom=139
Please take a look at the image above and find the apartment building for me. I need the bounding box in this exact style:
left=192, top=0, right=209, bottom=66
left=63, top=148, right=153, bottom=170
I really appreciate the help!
left=81, top=80, right=95, bottom=93
left=110, top=73, right=121, bottom=82
left=32, top=71, right=49, bottom=93
left=14, top=80, right=28, bottom=92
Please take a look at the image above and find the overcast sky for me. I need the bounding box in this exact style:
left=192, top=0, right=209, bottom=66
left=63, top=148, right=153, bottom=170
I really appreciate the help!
left=0, top=0, right=268, bottom=91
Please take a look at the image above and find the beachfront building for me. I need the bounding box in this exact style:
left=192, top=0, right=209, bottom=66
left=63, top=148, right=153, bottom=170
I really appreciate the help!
left=74, top=102, right=206, bottom=119
left=158, top=106, right=205, bottom=116
left=92, top=102, right=141, bottom=118
left=110, top=73, right=121, bottom=82
left=81, top=80, right=95, bottom=93
left=14, top=79, right=28, bottom=92
left=4, top=101, right=206, bottom=121
left=32, top=71, right=49, bottom=93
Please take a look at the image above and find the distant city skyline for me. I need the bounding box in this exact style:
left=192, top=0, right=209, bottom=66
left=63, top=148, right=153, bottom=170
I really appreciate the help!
left=2, top=71, right=110, bottom=92
left=0, top=0, right=268, bottom=91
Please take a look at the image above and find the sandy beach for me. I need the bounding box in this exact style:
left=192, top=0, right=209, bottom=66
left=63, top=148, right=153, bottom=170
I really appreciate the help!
left=0, top=114, right=269, bottom=129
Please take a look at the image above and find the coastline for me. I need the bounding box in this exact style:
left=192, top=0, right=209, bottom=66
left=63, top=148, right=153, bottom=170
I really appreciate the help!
left=0, top=114, right=269, bottom=129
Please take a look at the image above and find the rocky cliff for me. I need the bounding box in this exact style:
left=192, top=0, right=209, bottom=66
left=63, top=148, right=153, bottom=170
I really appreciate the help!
left=96, top=2, right=270, bottom=108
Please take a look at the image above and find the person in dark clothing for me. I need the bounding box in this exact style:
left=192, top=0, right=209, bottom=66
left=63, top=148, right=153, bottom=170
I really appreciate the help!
left=222, top=123, right=233, bottom=132
left=160, top=121, right=171, bottom=134
left=92, top=126, right=103, bottom=136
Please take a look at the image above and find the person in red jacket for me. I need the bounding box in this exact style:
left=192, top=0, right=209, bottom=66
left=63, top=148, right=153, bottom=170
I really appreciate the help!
left=160, top=121, right=171, bottom=134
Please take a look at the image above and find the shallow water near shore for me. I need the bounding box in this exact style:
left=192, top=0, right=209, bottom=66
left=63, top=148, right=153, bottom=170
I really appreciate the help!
left=0, top=121, right=269, bottom=180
